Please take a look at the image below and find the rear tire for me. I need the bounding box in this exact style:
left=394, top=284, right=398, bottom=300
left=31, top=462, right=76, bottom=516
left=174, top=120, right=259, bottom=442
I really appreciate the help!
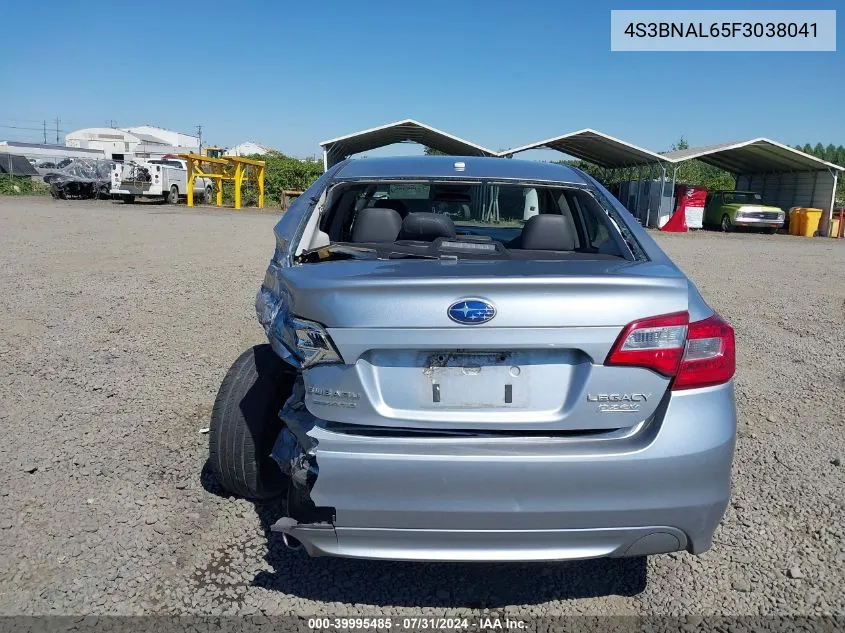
left=209, top=345, right=293, bottom=500
left=122, top=194, right=135, bottom=204
left=720, top=214, right=732, bottom=232
left=167, top=185, right=179, bottom=204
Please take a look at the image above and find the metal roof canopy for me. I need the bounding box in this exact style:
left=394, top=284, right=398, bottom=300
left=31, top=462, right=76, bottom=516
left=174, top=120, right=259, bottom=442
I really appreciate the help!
left=663, top=138, right=844, bottom=229
left=320, top=119, right=496, bottom=169
left=0, top=153, right=39, bottom=176
left=661, top=137, right=844, bottom=174
left=499, top=129, right=668, bottom=168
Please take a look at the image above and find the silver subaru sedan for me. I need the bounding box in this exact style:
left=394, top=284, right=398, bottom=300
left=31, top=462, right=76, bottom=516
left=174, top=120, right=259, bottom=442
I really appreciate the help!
left=209, top=156, right=736, bottom=562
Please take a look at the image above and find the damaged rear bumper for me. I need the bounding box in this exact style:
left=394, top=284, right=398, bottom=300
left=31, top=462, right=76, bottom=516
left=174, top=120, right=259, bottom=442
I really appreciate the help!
left=272, top=382, right=735, bottom=562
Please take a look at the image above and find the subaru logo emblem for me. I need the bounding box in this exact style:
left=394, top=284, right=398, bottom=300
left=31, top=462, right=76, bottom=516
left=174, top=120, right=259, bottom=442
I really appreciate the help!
left=447, top=299, right=496, bottom=325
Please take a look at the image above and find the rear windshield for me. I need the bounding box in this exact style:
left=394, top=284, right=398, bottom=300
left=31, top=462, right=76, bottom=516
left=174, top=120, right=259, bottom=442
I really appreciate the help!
left=310, top=181, right=632, bottom=262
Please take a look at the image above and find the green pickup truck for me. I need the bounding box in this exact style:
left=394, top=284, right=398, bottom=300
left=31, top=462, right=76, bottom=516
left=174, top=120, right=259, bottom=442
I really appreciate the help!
left=704, top=191, right=785, bottom=233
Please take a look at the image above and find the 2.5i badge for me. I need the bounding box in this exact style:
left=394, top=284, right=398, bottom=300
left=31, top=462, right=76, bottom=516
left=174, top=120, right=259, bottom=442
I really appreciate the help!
left=587, top=393, right=650, bottom=412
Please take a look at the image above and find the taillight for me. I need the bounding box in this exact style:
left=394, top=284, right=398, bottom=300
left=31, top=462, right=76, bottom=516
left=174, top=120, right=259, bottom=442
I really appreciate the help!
left=605, top=311, right=688, bottom=377
left=605, top=311, right=735, bottom=390
left=672, top=314, right=735, bottom=390
left=282, top=316, right=342, bottom=368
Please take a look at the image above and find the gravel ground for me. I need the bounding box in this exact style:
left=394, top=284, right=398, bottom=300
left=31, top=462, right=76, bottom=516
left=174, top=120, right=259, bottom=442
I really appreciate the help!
left=0, top=197, right=842, bottom=617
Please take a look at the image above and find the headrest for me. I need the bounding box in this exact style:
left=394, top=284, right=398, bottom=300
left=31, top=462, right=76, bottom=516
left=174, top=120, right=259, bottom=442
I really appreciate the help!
left=520, top=214, right=576, bottom=251
left=351, top=207, right=403, bottom=243
left=399, top=212, right=456, bottom=241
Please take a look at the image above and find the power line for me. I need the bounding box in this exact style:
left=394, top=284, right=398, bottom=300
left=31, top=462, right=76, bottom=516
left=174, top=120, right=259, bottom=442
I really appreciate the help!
left=0, top=123, right=68, bottom=132
left=0, top=115, right=85, bottom=127
left=0, top=116, right=49, bottom=124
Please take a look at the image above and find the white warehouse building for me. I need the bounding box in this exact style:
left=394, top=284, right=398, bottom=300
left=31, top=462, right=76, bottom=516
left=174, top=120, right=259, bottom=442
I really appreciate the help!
left=65, top=125, right=199, bottom=161
left=226, top=141, right=272, bottom=156
left=123, top=125, right=198, bottom=149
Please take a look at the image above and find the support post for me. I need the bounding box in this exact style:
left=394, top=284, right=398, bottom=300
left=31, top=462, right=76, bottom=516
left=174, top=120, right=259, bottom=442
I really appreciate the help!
left=186, top=156, right=195, bottom=207
left=234, top=162, right=243, bottom=210
left=258, top=164, right=265, bottom=209
left=828, top=169, right=838, bottom=235
left=634, top=165, right=643, bottom=225
left=810, top=171, right=818, bottom=204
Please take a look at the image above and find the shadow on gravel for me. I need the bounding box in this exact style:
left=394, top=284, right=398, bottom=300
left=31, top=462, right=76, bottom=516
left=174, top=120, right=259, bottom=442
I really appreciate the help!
left=201, top=462, right=647, bottom=606
left=200, top=460, right=230, bottom=499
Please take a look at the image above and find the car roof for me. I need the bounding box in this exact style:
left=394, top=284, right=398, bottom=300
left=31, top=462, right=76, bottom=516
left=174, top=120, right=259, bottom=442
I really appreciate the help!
left=332, top=155, right=590, bottom=185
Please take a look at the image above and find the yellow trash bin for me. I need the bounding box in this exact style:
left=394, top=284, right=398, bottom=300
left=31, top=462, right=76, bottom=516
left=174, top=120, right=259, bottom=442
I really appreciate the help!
left=800, top=209, right=823, bottom=237
left=788, top=208, right=803, bottom=235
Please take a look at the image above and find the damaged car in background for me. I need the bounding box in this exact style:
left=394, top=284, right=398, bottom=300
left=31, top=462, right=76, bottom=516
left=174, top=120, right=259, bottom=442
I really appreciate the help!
left=44, top=159, right=115, bottom=200
left=208, top=156, right=737, bottom=562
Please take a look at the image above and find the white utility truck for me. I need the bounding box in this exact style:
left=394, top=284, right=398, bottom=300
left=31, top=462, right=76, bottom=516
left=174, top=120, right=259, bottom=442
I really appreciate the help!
left=110, top=157, right=214, bottom=204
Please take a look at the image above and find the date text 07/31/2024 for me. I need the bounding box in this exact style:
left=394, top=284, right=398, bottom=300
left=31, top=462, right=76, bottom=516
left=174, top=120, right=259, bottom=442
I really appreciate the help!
left=307, top=617, right=527, bottom=630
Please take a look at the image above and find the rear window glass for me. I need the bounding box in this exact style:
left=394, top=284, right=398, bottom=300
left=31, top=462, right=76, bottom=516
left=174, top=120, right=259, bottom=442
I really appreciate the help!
left=312, top=180, right=632, bottom=262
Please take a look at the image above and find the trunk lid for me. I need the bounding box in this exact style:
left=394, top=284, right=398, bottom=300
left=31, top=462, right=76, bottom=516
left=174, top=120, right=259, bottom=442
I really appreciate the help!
left=285, top=259, right=689, bottom=432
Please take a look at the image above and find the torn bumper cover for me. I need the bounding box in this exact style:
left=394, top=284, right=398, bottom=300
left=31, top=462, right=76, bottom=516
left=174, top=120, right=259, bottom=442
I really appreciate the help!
left=270, top=379, right=323, bottom=519
left=268, top=381, right=734, bottom=562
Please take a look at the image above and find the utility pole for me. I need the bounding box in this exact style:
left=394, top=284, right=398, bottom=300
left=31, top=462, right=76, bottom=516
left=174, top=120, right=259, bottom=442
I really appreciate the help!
left=55, top=117, right=60, bottom=144
left=196, top=124, right=203, bottom=155
left=43, top=120, right=47, bottom=144
left=107, top=119, right=117, bottom=128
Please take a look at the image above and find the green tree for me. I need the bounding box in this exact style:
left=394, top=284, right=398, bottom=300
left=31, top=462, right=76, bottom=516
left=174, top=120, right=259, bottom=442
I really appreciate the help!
left=667, top=137, right=734, bottom=191
left=672, top=136, right=690, bottom=151
left=423, top=147, right=447, bottom=156
left=222, top=151, right=324, bottom=207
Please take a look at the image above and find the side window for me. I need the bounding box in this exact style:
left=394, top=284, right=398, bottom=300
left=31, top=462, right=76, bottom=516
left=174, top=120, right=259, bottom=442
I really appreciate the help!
left=495, top=186, right=530, bottom=220
left=569, top=190, right=612, bottom=251
left=557, top=191, right=573, bottom=217
left=321, top=186, right=363, bottom=240
left=553, top=191, right=580, bottom=248
left=273, top=164, right=341, bottom=260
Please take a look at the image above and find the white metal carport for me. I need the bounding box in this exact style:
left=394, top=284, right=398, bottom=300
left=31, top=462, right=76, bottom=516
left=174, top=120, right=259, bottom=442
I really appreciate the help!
left=499, top=129, right=672, bottom=226
left=498, top=128, right=668, bottom=169
left=319, top=119, right=497, bottom=169
left=662, top=138, right=844, bottom=230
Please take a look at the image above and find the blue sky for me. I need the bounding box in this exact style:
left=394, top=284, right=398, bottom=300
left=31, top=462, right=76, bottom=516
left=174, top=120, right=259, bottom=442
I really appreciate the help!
left=0, top=0, right=841, bottom=159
